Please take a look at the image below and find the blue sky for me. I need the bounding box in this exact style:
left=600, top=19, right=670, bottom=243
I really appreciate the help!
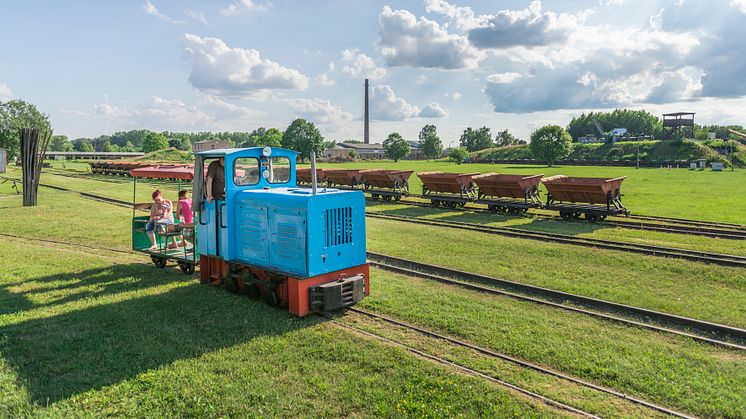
left=2, top=0, right=746, bottom=147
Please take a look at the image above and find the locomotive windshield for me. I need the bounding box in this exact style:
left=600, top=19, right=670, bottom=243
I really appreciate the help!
left=268, top=156, right=290, bottom=183
left=234, top=157, right=260, bottom=185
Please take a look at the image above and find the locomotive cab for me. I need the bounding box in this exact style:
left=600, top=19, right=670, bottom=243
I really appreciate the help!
left=193, top=147, right=370, bottom=316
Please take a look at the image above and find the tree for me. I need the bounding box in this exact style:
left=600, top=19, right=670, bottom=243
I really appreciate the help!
left=281, top=119, right=325, bottom=162
left=122, top=141, right=136, bottom=152
left=142, top=132, right=169, bottom=153
left=383, top=132, right=411, bottom=162
left=529, top=125, right=572, bottom=166
left=567, top=109, right=663, bottom=141
left=74, top=138, right=94, bottom=152
left=448, top=147, right=469, bottom=165
left=0, top=99, right=52, bottom=159
left=253, top=127, right=282, bottom=147
left=459, top=127, right=493, bottom=152
left=49, top=135, right=73, bottom=152
left=418, top=124, right=443, bottom=159
left=495, top=129, right=522, bottom=147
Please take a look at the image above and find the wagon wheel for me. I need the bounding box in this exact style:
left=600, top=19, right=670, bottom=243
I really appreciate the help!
left=572, top=212, right=583, bottom=220
left=431, top=199, right=440, bottom=207
left=151, top=256, right=167, bottom=269
left=559, top=210, right=572, bottom=220
left=178, top=262, right=195, bottom=275
left=521, top=208, right=529, bottom=214
left=447, top=201, right=458, bottom=209
left=585, top=214, right=599, bottom=223
left=599, top=215, right=607, bottom=221
left=383, top=195, right=393, bottom=201
left=488, top=204, right=497, bottom=212
left=394, top=195, right=402, bottom=201
left=371, top=194, right=379, bottom=200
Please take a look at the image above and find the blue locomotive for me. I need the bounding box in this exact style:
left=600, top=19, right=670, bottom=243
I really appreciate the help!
left=193, top=146, right=369, bottom=316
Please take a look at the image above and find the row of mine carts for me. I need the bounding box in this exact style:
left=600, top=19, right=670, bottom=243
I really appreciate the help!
left=298, top=168, right=628, bottom=221
left=89, top=161, right=154, bottom=176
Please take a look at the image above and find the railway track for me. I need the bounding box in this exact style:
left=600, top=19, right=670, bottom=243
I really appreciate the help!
left=36, top=169, right=746, bottom=238
left=19, top=180, right=746, bottom=269
left=368, top=212, right=746, bottom=268
left=334, top=308, right=694, bottom=418
left=367, top=252, right=746, bottom=350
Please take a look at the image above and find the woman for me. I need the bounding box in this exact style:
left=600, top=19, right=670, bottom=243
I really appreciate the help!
left=145, top=190, right=177, bottom=251
left=175, top=190, right=194, bottom=249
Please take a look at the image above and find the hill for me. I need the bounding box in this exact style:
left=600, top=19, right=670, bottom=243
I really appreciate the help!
left=472, top=139, right=742, bottom=166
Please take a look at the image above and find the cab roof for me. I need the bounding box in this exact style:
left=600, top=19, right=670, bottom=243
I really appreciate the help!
left=195, top=147, right=299, bottom=157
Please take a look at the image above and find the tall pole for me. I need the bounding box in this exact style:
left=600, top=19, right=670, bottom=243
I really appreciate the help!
left=636, top=137, right=640, bottom=169
left=364, top=79, right=369, bottom=144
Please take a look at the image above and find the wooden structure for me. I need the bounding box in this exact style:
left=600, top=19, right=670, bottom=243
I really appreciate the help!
left=0, top=147, right=6, bottom=173
left=662, top=112, right=695, bottom=141
left=19, top=128, right=51, bottom=206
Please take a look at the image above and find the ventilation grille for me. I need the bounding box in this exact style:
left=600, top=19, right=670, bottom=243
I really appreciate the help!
left=325, top=207, right=353, bottom=247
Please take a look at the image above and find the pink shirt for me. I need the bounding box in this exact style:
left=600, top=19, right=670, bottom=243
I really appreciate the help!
left=179, top=199, right=193, bottom=224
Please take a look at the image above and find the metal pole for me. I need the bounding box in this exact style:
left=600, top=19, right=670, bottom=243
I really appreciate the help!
left=311, top=151, right=318, bottom=195
left=636, top=137, right=640, bottom=169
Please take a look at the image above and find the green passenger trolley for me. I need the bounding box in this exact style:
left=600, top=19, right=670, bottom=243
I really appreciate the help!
left=130, top=164, right=198, bottom=274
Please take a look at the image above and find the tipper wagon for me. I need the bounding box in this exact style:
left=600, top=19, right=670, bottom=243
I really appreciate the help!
left=417, top=172, right=485, bottom=207
left=542, top=175, right=628, bottom=221
left=362, top=169, right=413, bottom=201
left=475, top=173, right=543, bottom=214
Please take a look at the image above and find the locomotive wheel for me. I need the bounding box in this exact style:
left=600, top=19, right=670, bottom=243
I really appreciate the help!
left=559, top=210, right=572, bottom=220
left=178, top=261, right=195, bottom=275
left=151, top=256, right=167, bottom=269
left=224, top=275, right=239, bottom=294
left=243, top=284, right=261, bottom=298
left=263, top=285, right=280, bottom=306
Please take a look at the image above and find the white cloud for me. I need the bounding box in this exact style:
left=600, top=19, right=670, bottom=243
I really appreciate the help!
left=487, top=72, right=522, bottom=84
left=185, top=9, right=208, bottom=25
left=446, top=92, right=461, bottom=100
left=370, top=84, right=420, bottom=121
left=220, top=0, right=268, bottom=16
left=142, top=1, right=185, bottom=24
left=730, top=0, right=746, bottom=13
left=415, top=75, right=427, bottom=85
left=314, top=73, right=336, bottom=87
left=377, top=6, right=484, bottom=69
left=285, top=98, right=352, bottom=124
left=419, top=102, right=449, bottom=118
left=181, top=34, right=309, bottom=97
left=200, top=95, right=266, bottom=119
left=424, top=0, right=483, bottom=31
left=0, top=83, right=13, bottom=100
left=340, top=49, right=387, bottom=80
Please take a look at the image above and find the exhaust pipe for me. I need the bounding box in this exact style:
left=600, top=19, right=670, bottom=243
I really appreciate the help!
left=311, top=151, right=318, bottom=195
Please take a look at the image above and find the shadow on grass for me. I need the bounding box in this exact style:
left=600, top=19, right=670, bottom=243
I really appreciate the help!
left=0, top=263, right=311, bottom=404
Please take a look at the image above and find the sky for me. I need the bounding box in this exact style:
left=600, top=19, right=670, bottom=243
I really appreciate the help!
left=2, top=0, right=746, bottom=147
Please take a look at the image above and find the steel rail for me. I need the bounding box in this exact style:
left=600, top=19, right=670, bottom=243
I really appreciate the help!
left=366, top=251, right=746, bottom=349
left=367, top=212, right=746, bottom=268
left=323, top=313, right=601, bottom=418
left=343, top=307, right=695, bottom=419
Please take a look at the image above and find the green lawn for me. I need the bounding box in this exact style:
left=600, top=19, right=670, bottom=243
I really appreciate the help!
left=0, top=239, right=555, bottom=417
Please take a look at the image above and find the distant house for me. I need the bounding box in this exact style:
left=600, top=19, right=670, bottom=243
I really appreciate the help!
left=323, top=146, right=351, bottom=160
left=336, top=143, right=386, bottom=159
left=194, top=140, right=229, bottom=152
left=406, top=140, right=420, bottom=159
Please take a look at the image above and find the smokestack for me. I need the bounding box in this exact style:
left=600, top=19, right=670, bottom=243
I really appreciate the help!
left=364, top=78, right=370, bottom=144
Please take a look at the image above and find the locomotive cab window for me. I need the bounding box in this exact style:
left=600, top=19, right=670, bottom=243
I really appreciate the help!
left=268, top=156, right=291, bottom=183
left=234, top=157, right=260, bottom=185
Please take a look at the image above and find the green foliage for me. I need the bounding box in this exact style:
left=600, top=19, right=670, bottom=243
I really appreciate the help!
left=141, top=132, right=169, bottom=153
left=135, top=147, right=193, bottom=162
left=529, top=125, right=572, bottom=166
left=418, top=124, right=443, bottom=159
left=49, top=135, right=73, bottom=152
left=567, top=109, right=663, bottom=141
left=459, top=127, right=493, bottom=152
left=0, top=99, right=52, bottom=159
left=448, top=147, right=469, bottom=164
left=383, top=132, right=411, bottom=162
left=494, top=129, right=524, bottom=147
left=282, top=119, right=325, bottom=162
left=348, top=149, right=358, bottom=159
left=244, top=127, right=283, bottom=148
left=74, top=139, right=94, bottom=152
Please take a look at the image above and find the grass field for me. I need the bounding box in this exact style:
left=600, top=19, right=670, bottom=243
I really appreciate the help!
left=2, top=164, right=745, bottom=417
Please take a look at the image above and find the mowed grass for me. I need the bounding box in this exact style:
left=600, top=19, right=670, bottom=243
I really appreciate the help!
left=311, top=160, right=746, bottom=224
left=358, top=268, right=746, bottom=418
left=0, top=240, right=554, bottom=417
left=368, top=219, right=746, bottom=328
